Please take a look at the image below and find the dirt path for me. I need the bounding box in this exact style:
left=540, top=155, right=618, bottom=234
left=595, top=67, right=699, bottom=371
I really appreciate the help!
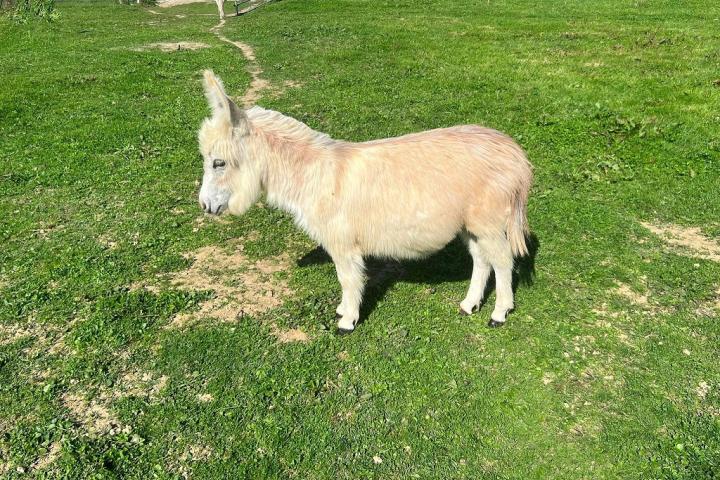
left=209, top=8, right=273, bottom=107
left=147, top=0, right=274, bottom=107
left=157, top=0, right=213, bottom=7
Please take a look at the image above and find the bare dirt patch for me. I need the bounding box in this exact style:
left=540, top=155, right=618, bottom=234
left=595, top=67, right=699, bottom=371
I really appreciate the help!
left=144, top=241, right=294, bottom=332
left=0, top=323, right=37, bottom=347
left=32, top=441, right=61, bottom=471
left=62, top=392, right=128, bottom=436
left=271, top=325, right=309, bottom=343
left=62, top=367, right=168, bottom=436
left=542, top=372, right=556, bottom=385
left=197, top=393, right=214, bottom=402
left=167, top=440, right=214, bottom=478
left=282, top=79, right=304, bottom=89
left=181, top=443, right=213, bottom=462
left=132, top=42, right=211, bottom=52
left=610, top=278, right=669, bottom=317
left=613, top=281, right=649, bottom=307
left=1, top=321, right=70, bottom=357
left=696, top=381, right=711, bottom=400
left=98, top=233, right=118, bottom=250
left=641, top=222, right=720, bottom=263
left=33, top=222, right=65, bottom=240
left=115, top=370, right=169, bottom=401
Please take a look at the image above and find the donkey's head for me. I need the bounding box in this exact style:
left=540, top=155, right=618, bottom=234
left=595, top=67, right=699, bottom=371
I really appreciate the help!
left=198, top=70, right=263, bottom=216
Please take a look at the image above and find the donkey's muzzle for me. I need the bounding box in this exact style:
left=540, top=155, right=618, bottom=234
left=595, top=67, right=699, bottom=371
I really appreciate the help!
left=200, top=201, right=224, bottom=215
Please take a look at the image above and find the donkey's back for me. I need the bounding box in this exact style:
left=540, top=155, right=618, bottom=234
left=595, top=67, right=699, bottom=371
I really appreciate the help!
left=331, top=125, right=532, bottom=261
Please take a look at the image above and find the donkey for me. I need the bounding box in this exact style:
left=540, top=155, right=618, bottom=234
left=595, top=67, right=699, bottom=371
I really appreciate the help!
left=197, top=70, right=533, bottom=333
left=214, top=0, right=224, bottom=19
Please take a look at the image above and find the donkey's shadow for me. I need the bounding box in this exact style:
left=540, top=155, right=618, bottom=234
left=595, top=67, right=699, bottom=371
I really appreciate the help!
left=297, top=234, right=539, bottom=323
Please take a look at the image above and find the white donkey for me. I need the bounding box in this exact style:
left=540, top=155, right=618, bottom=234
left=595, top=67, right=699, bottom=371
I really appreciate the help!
left=198, top=71, right=533, bottom=333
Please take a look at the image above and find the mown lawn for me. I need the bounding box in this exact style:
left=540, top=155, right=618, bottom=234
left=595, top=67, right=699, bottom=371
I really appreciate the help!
left=1, top=0, right=719, bottom=478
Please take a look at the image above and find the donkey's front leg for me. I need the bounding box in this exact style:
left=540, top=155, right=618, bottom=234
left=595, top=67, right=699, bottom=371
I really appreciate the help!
left=332, top=250, right=366, bottom=333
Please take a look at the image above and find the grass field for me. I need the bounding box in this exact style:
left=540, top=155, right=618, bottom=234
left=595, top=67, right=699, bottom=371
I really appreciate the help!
left=1, top=0, right=720, bottom=478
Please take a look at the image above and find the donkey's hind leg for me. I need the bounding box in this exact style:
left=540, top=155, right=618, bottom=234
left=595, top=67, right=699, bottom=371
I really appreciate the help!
left=460, top=235, right=492, bottom=315
left=460, top=233, right=515, bottom=325
left=479, top=235, right=514, bottom=327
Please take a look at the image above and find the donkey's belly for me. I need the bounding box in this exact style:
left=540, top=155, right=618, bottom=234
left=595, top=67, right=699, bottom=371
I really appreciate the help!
left=358, top=210, right=463, bottom=259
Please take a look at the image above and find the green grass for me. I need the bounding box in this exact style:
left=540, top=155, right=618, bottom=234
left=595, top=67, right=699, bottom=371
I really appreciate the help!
left=1, top=0, right=719, bottom=478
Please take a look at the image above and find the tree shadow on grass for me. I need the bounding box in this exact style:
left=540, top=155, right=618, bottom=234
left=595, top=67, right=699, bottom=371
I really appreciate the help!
left=297, top=233, right=539, bottom=326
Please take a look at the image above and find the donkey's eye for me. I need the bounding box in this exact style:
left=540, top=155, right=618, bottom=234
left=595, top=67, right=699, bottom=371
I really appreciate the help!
left=213, top=159, right=226, bottom=169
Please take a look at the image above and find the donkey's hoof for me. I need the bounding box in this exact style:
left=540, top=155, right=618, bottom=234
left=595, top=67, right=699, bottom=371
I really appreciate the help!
left=337, top=315, right=357, bottom=332
left=487, top=319, right=505, bottom=328
left=459, top=305, right=477, bottom=316
left=336, top=327, right=354, bottom=336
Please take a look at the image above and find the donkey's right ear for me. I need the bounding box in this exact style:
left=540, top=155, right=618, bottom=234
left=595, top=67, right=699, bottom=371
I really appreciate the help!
left=203, top=70, right=231, bottom=119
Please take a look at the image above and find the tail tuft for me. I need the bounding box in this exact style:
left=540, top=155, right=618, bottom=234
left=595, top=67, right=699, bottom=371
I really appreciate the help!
left=507, top=186, right=530, bottom=257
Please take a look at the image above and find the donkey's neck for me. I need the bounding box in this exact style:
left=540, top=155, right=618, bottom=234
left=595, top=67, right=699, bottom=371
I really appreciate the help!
left=247, top=107, right=336, bottom=148
left=247, top=107, right=341, bottom=231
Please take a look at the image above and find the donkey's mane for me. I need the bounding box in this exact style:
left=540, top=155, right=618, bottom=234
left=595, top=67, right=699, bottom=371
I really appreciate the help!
left=247, top=106, right=337, bottom=147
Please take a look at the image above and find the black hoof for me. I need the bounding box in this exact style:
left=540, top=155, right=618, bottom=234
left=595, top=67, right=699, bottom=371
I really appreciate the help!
left=336, top=327, right=354, bottom=336
left=487, top=319, right=505, bottom=328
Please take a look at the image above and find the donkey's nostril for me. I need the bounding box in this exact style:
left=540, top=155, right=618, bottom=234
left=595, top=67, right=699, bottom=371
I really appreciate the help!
left=200, top=201, right=207, bottom=212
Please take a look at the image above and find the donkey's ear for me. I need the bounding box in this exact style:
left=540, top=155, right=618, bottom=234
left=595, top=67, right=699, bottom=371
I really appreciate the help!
left=228, top=96, right=250, bottom=136
left=203, top=70, right=229, bottom=117
left=202, top=70, right=250, bottom=135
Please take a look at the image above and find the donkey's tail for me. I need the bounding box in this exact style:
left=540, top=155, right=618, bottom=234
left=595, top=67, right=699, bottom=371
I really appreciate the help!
left=507, top=181, right=531, bottom=257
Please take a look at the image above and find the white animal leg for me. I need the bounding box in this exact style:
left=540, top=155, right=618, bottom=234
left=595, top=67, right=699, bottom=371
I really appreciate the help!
left=459, top=236, right=492, bottom=315
left=466, top=235, right=515, bottom=327
left=215, top=0, right=224, bottom=19
left=332, top=251, right=366, bottom=333
left=482, top=237, right=514, bottom=327
left=490, top=264, right=514, bottom=326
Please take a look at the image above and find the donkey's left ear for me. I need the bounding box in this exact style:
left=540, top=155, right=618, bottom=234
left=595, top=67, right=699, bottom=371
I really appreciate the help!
left=202, top=70, right=249, bottom=136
